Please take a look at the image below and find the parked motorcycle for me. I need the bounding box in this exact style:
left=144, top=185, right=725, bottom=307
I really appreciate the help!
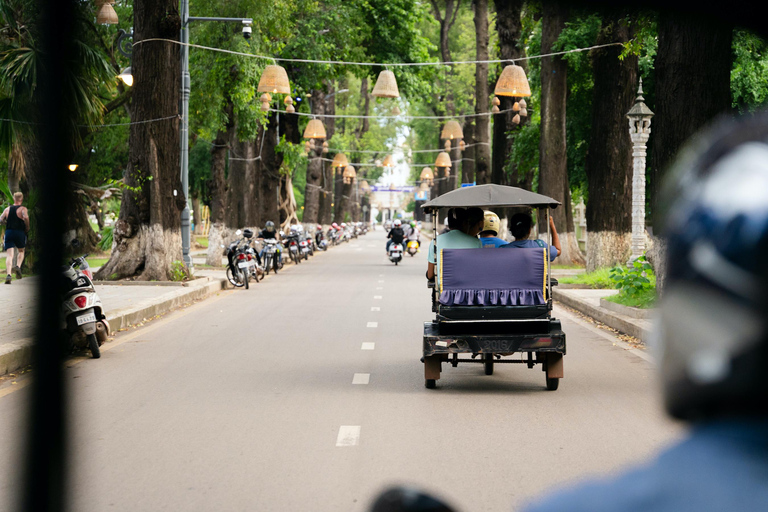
left=61, top=254, right=109, bottom=358
left=284, top=232, right=302, bottom=264
left=224, top=229, right=260, bottom=289
left=315, top=226, right=328, bottom=251
left=388, top=242, right=404, bottom=265
left=261, top=238, right=282, bottom=275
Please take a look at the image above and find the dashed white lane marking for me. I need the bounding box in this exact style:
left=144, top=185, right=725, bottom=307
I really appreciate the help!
left=361, top=342, right=375, bottom=350
left=375, top=287, right=383, bottom=290
left=379, top=274, right=384, bottom=277
left=371, top=307, right=381, bottom=311
left=367, top=322, right=378, bottom=328
left=373, top=296, right=382, bottom=299
left=378, top=280, right=384, bottom=283
left=356, top=248, right=363, bottom=251
left=352, top=373, right=370, bottom=385
left=336, top=426, right=361, bottom=446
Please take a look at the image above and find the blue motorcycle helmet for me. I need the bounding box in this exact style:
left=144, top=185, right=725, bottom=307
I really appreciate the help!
left=656, top=111, right=768, bottom=421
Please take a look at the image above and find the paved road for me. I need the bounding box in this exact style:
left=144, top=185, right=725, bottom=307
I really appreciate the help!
left=0, top=230, right=680, bottom=512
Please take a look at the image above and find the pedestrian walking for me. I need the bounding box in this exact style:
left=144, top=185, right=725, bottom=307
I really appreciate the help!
left=1, top=191, right=30, bottom=284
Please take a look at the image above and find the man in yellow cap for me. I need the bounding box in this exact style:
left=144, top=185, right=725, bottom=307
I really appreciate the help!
left=479, top=211, right=506, bottom=248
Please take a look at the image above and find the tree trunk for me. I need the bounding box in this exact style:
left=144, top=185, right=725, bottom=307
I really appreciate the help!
left=243, top=140, right=258, bottom=227
left=538, top=2, right=584, bottom=266
left=649, top=14, right=732, bottom=225
left=492, top=0, right=524, bottom=186
left=209, top=98, right=234, bottom=225
left=473, top=0, right=491, bottom=185
left=257, top=113, right=283, bottom=227
left=585, top=13, right=637, bottom=272
left=191, top=195, right=201, bottom=235
left=226, top=134, right=247, bottom=228
left=462, top=121, right=475, bottom=184
left=303, top=89, right=326, bottom=224
left=96, top=1, right=183, bottom=281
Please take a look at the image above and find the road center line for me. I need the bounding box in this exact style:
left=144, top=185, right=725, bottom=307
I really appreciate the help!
left=373, top=296, right=382, bottom=299
left=378, top=280, right=384, bottom=283
left=367, top=322, right=378, bottom=328
left=336, top=426, right=361, bottom=446
left=375, top=287, right=383, bottom=290
left=371, top=307, right=381, bottom=311
left=361, top=342, right=375, bottom=350
left=352, top=373, right=370, bottom=385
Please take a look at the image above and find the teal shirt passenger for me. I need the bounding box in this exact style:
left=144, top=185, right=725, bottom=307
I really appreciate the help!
left=428, top=230, right=482, bottom=286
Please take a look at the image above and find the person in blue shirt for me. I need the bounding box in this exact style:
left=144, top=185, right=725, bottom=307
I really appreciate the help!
left=478, top=211, right=507, bottom=248
left=522, top=112, right=768, bottom=512
left=501, top=212, right=560, bottom=262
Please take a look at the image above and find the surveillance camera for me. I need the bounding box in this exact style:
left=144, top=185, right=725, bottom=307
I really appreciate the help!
left=242, top=20, right=252, bottom=40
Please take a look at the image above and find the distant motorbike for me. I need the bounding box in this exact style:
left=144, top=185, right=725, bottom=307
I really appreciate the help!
left=61, top=253, right=109, bottom=358
left=261, top=238, right=282, bottom=275
left=315, top=227, right=328, bottom=251
left=284, top=232, right=301, bottom=264
left=407, top=240, right=419, bottom=256
left=388, top=242, right=403, bottom=265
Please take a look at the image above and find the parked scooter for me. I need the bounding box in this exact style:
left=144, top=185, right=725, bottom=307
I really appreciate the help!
left=224, top=229, right=260, bottom=289
left=261, top=238, right=282, bottom=275
left=315, top=225, right=328, bottom=251
left=61, top=253, right=109, bottom=358
left=388, top=242, right=404, bottom=265
left=283, top=231, right=302, bottom=264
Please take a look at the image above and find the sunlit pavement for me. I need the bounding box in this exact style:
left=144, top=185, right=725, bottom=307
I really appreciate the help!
left=0, top=229, right=681, bottom=512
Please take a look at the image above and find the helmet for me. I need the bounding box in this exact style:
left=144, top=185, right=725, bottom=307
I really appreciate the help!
left=317, top=224, right=322, bottom=231
left=341, top=223, right=347, bottom=228
left=657, top=112, right=768, bottom=421
left=393, top=219, right=402, bottom=227
left=482, top=211, right=500, bottom=236
left=265, top=220, right=275, bottom=232
left=332, top=222, right=338, bottom=229
left=410, top=221, right=416, bottom=228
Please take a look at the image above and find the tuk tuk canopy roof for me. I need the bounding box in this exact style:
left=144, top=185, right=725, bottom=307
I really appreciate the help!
left=421, top=184, right=560, bottom=210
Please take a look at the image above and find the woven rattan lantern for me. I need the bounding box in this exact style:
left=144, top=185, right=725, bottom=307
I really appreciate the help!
left=491, top=96, right=501, bottom=114
left=444, top=140, right=451, bottom=151
left=513, top=101, right=520, bottom=112
left=360, top=180, right=371, bottom=193
left=494, top=64, right=532, bottom=98
left=96, top=1, right=118, bottom=25
left=381, top=154, right=394, bottom=168
left=372, top=70, right=400, bottom=98
left=392, top=105, right=401, bottom=116
left=331, top=153, right=349, bottom=169
left=459, top=140, right=466, bottom=152
left=512, top=113, right=521, bottom=125
left=441, top=120, right=464, bottom=140
left=258, top=65, right=291, bottom=95
left=435, top=152, right=452, bottom=169
left=342, top=165, right=357, bottom=184
left=260, top=93, right=272, bottom=112
left=419, top=167, right=434, bottom=186
left=322, top=141, right=329, bottom=154
left=284, top=96, right=295, bottom=114
left=519, top=99, right=527, bottom=117
left=303, top=119, right=327, bottom=140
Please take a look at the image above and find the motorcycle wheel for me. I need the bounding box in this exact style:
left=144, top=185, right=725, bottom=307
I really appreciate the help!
left=274, top=258, right=280, bottom=274
left=226, top=266, right=245, bottom=287
left=88, top=333, right=100, bottom=359
left=243, top=267, right=249, bottom=289
left=264, top=256, right=271, bottom=275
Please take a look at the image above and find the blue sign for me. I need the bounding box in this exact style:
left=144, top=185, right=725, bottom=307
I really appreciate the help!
left=460, top=182, right=476, bottom=188
left=414, top=190, right=429, bottom=201
left=370, top=185, right=415, bottom=193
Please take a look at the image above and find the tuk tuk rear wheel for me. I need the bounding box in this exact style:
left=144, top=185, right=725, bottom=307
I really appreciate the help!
left=483, top=354, right=494, bottom=375
left=425, top=379, right=436, bottom=389
left=546, top=377, right=559, bottom=390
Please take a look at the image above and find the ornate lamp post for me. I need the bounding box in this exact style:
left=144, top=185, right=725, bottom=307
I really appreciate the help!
left=626, top=78, right=654, bottom=266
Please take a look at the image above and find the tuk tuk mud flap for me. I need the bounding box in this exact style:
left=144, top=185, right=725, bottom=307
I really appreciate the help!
left=423, top=321, right=565, bottom=356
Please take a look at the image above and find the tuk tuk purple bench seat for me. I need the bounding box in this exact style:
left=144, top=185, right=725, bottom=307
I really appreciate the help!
left=438, top=248, right=548, bottom=307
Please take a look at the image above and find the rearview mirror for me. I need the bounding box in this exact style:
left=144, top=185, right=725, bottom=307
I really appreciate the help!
left=235, top=229, right=242, bottom=236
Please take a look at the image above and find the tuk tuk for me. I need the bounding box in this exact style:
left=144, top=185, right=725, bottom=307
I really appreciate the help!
left=421, top=184, right=566, bottom=390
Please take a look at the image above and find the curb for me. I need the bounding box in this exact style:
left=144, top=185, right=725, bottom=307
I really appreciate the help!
left=0, top=277, right=228, bottom=377
left=599, top=297, right=654, bottom=319
left=553, top=288, right=651, bottom=340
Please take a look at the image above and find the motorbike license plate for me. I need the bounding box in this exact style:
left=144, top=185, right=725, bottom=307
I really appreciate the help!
left=76, top=312, right=97, bottom=325
left=237, top=261, right=250, bottom=268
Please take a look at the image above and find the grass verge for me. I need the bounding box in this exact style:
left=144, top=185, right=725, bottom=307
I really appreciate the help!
left=558, top=267, right=614, bottom=288
left=604, top=288, right=657, bottom=309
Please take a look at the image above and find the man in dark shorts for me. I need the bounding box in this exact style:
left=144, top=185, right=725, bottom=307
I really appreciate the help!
left=1, top=192, right=30, bottom=284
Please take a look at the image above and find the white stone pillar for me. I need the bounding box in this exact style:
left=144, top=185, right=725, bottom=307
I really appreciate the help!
left=626, top=79, right=654, bottom=266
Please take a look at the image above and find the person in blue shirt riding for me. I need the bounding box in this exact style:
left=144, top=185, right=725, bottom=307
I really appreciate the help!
left=501, top=212, right=560, bottom=262
left=479, top=211, right=507, bottom=248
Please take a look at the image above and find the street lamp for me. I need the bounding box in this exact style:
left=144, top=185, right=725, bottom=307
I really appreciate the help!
left=626, top=78, right=654, bottom=266
left=116, top=29, right=133, bottom=86
left=179, top=3, right=254, bottom=268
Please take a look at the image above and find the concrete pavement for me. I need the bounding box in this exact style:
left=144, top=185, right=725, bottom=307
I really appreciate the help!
left=0, top=229, right=680, bottom=512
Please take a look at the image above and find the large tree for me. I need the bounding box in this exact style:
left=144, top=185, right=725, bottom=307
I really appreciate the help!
left=538, top=2, right=584, bottom=265
left=95, top=1, right=185, bottom=280
left=584, top=12, right=638, bottom=271
left=473, top=0, right=491, bottom=185
left=649, top=13, right=733, bottom=222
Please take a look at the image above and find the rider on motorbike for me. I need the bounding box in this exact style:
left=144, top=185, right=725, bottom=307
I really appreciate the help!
left=257, top=220, right=282, bottom=265
left=405, top=220, right=421, bottom=248
left=386, top=219, right=406, bottom=254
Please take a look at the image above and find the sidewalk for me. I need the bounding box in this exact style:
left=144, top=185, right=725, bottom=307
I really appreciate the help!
left=553, top=286, right=652, bottom=340
left=0, top=274, right=227, bottom=376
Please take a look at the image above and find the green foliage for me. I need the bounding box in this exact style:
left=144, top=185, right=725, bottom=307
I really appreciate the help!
left=558, top=267, right=614, bottom=288
left=169, top=261, right=190, bottom=282
left=731, top=30, right=768, bottom=112
left=98, top=225, right=114, bottom=252
left=609, top=255, right=655, bottom=297
left=604, top=287, right=656, bottom=309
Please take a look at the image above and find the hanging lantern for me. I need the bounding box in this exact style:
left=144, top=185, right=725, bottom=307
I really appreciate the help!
left=381, top=154, right=394, bottom=167
left=435, top=152, right=452, bottom=169
left=304, top=140, right=312, bottom=152
left=260, top=93, right=272, bottom=103
left=322, top=141, right=329, bottom=154
left=343, top=165, right=357, bottom=184
left=513, top=101, right=520, bottom=112
left=284, top=96, right=295, bottom=114
left=257, top=65, right=291, bottom=94
left=96, top=1, right=119, bottom=25
left=512, top=114, right=521, bottom=125
left=492, top=105, right=500, bottom=114
left=260, top=102, right=270, bottom=112
left=419, top=167, right=434, bottom=186
left=494, top=64, right=532, bottom=97
left=392, top=105, right=401, bottom=116
left=520, top=108, right=528, bottom=117
left=444, top=167, right=450, bottom=177
left=459, top=140, right=466, bottom=152
left=331, top=153, right=349, bottom=168
left=371, top=70, right=400, bottom=98
left=519, top=99, right=527, bottom=108
left=444, top=140, right=451, bottom=151
left=303, top=118, right=327, bottom=139
left=492, top=97, right=500, bottom=113
left=441, top=120, right=464, bottom=140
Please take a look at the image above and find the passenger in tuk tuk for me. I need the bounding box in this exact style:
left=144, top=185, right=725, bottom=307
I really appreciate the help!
left=501, top=212, right=561, bottom=262
left=426, top=207, right=484, bottom=281
left=479, top=211, right=507, bottom=248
